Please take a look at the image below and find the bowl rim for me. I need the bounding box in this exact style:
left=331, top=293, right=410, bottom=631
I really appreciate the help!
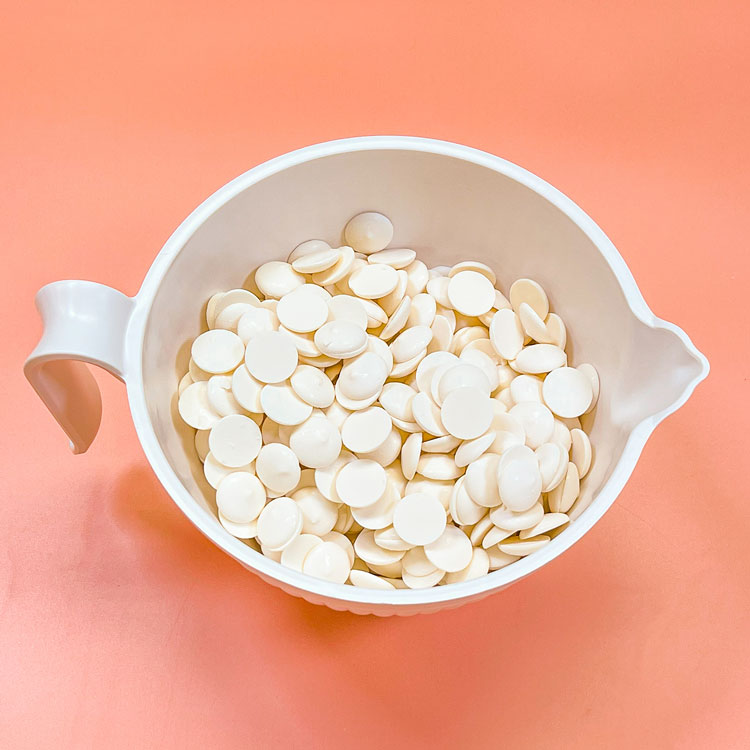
left=124, top=135, right=709, bottom=607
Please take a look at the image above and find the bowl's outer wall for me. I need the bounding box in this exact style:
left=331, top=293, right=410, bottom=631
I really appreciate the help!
left=131, top=143, right=705, bottom=615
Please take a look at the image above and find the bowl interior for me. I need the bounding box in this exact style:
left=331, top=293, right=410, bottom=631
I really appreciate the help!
left=138, top=146, right=677, bottom=588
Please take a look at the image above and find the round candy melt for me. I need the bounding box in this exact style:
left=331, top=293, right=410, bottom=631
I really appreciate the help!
left=349, top=570, right=396, bottom=590
left=237, top=306, right=278, bottom=343
left=373, top=525, right=413, bottom=552
left=300, top=541, right=352, bottom=583
left=489, top=501, right=544, bottom=533
left=214, top=302, right=256, bottom=331
left=416, top=454, right=463, bottom=480
left=427, top=314, right=453, bottom=352
left=400, top=432, right=422, bottom=481
left=288, top=239, right=330, bottom=263
left=280, top=533, right=323, bottom=571
left=422, top=435, right=461, bottom=453
left=570, top=428, right=592, bottom=477
left=255, top=261, right=305, bottom=299
left=496, top=444, right=542, bottom=512
left=312, top=246, right=356, bottom=286
left=542, top=366, right=594, bottom=418
left=194, top=429, right=210, bottom=462
left=260, top=383, right=313, bottom=426
left=454, top=431, right=495, bottom=468
left=337, top=352, right=389, bottom=401
left=447, top=270, right=495, bottom=316
left=389, top=349, right=426, bottom=378
left=231, top=366, right=263, bottom=412
left=404, top=476, right=452, bottom=511
left=444, top=547, right=490, bottom=584
left=178, top=372, right=193, bottom=395
left=577, top=363, right=600, bottom=412
left=514, top=344, right=567, bottom=374
left=509, top=278, right=549, bottom=320
left=276, top=288, right=329, bottom=333
left=405, top=259, right=429, bottom=296
left=350, top=482, right=399, bottom=530
left=348, top=263, right=399, bottom=299
left=424, top=525, right=473, bottom=573
left=191, top=329, right=244, bottom=374
left=469, top=515, right=494, bottom=547
left=509, top=401, right=554, bottom=449
left=489, top=309, right=524, bottom=360
left=464, top=453, right=501, bottom=507
left=314, top=450, right=354, bottom=500
left=402, top=546, right=439, bottom=577
left=322, top=531, right=355, bottom=566
left=212, top=289, right=261, bottom=320
left=357, top=428, right=402, bottom=467
left=411, top=392, right=448, bottom=436
left=488, top=548, right=520, bottom=570
left=245, top=330, right=298, bottom=383
left=440, top=387, right=492, bottom=440
left=203, top=452, right=254, bottom=489
left=458, top=349, right=498, bottom=390
left=392, top=493, right=446, bottom=546
left=289, top=413, right=342, bottom=469
left=206, top=375, right=244, bottom=417
left=518, top=302, right=552, bottom=343
left=536, top=441, right=567, bottom=492
left=188, top=359, right=210, bottom=383
left=498, top=535, right=551, bottom=556
left=426, top=276, right=451, bottom=307
left=548, top=462, right=580, bottom=513
left=341, top=407, right=392, bottom=453
left=546, top=313, right=567, bottom=349
left=363, top=335, right=393, bottom=373
left=437, top=363, right=491, bottom=402
left=277, top=327, right=321, bottom=360
left=415, top=351, right=459, bottom=392
left=218, top=512, right=257, bottom=539
left=290, top=246, right=341, bottom=274
left=407, top=293, right=437, bottom=328
left=367, top=247, right=416, bottom=269
left=178, top=381, right=221, bottom=430
left=354, top=529, right=405, bottom=566
left=292, top=486, right=338, bottom=536
left=519, top=512, right=569, bottom=539
left=448, top=261, right=496, bottom=285
left=256, top=496, right=303, bottom=551
left=379, top=382, right=417, bottom=421
left=327, top=295, right=368, bottom=330
left=334, top=382, right=379, bottom=412
left=256, top=443, right=301, bottom=494
left=449, top=476, right=486, bottom=525
left=509, top=374, right=544, bottom=404
left=379, top=296, right=411, bottom=340
left=314, top=320, right=368, bottom=359
left=290, top=365, right=335, bottom=408
left=402, top=568, right=445, bottom=589
left=344, top=212, right=394, bottom=254
left=335, top=459, right=387, bottom=508
left=208, top=414, right=262, bottom=467
left=216, top=471, right=266, bottom=524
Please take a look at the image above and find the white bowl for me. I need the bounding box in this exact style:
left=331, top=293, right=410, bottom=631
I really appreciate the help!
left=24, top=136, right=709, bottom=616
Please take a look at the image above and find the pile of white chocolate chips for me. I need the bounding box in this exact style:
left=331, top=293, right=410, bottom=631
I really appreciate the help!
left=177, top=212, right=599, bottom=590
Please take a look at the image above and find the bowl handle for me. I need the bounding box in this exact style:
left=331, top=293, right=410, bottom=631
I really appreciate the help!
left=24, top=280, right=135, bottom=454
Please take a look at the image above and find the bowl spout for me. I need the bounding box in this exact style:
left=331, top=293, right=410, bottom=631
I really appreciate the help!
left=611, top=318, right=709, bottom=431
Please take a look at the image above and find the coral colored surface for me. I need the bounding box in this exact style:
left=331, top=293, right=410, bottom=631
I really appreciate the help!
left=2, top=1, right=748, bottom=748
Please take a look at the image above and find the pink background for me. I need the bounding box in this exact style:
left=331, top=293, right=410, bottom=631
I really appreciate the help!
left=2, top=1, right=748, bottom=747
